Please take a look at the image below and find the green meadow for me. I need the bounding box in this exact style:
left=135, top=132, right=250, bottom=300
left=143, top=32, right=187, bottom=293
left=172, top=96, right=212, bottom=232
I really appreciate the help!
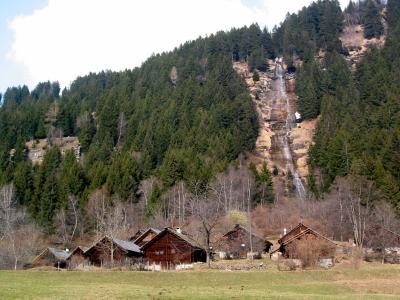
left=1, top=263, right=400, bottom=299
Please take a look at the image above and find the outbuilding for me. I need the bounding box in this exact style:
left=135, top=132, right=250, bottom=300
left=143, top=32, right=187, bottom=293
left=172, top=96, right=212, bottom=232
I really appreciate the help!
left=131, top=228, right=161, bottom=247
left=66, top=246, right=88, bottom=269
left=271, top=223, right=336, bottom=262
left=219, top=224, right=272, bottom=259
left=141, top=227, right=206, bottom=269
left=32, top=247, right=70, bottom=269
left=84, top=236, right=142, bottom=267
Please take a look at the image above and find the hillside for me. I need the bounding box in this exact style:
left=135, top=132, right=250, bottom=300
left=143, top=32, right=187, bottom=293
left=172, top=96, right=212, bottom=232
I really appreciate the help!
left=0, top=25, right=272, bottom=228
left=0, top=0, right=400, bottom=271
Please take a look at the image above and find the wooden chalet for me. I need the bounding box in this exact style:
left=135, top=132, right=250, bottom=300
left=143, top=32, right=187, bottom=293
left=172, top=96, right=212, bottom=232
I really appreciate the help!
left=365, top=226, right=400, bottom=250
left=271, top=223, right=336, bottom=259
left=32, top=247, right=70, bottom=268
left=84, top=236, right=142, bottom=267
left=66, top=246, right=88, bottom=269
left=219, top=224, right=272, bottom=259
left=131, top=228, right=161, bottom=247
left=129, top=229, right=145, bottom=242
left=141, top=227, right=206, bottom=269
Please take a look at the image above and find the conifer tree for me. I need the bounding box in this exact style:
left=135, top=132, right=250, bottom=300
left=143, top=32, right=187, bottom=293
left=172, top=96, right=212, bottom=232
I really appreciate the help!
left=363, top=0, right=384, bottom=39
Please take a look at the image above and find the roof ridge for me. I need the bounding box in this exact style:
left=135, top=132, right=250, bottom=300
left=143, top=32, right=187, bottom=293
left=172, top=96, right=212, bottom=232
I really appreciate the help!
left=282, top=228, right=336, bottom=246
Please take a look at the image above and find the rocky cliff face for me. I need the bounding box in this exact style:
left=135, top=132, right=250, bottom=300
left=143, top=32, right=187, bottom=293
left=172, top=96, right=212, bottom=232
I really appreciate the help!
left=233, top=61, right=315, bottom=200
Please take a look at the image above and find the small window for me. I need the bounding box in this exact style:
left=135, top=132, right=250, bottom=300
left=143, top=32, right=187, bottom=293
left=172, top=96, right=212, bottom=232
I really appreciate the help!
left=155, top=250, right=164, bottom=255
left=170, top=249, right=176, bottom=254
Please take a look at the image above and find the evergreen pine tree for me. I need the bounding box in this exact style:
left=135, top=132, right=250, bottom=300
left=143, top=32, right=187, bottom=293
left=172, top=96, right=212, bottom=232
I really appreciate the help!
left=363, top=0, right=384, bottom=39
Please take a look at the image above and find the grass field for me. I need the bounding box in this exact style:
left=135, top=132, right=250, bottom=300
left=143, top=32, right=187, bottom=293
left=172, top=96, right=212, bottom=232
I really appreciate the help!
left=1, top=263, right=400, bottom=299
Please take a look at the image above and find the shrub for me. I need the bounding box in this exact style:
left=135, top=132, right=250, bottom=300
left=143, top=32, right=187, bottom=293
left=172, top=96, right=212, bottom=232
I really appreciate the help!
left=287, top=236, right=336, bottom=268
left=252, top=70, right=260, bottom=82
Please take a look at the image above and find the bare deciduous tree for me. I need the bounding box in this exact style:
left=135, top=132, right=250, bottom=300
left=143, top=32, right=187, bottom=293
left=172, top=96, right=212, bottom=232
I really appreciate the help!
left=0, top=184, right=41, bottom=270
left=340, top=177, right=376, bottom=247
left=189, top=191, right=223, bottom=267
left=54, top=195, right=80, bottom=245
left=367, top=201, right=400, bottom=263
left=47, top=126, right=64, bottom=146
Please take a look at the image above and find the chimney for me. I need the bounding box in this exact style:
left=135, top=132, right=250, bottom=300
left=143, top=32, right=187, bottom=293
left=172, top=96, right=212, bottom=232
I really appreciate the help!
left=176, top=227, right=182, bottom=234
left=283, top=228, right=287, bottom=235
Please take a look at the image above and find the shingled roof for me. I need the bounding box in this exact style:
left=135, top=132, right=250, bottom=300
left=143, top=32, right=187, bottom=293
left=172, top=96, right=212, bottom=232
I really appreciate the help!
left=85, top=236, right=142, bottom=254
left=32, top=247, right=70, bottom=264
left=132, top=228, right=161, bottom=245
left=223, top=224, right=266, bottom=241
left=140, top=227, right=204, bottom=250
left=271, top=223, right=336, bottom=254
left=114, top=238, right=141, bottom=253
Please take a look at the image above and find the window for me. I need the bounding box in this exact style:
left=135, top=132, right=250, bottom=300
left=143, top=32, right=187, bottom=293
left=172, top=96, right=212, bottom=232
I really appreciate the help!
left=155, top=250, right=164, bottom=255
left=170, top=249, right=176, bottom=254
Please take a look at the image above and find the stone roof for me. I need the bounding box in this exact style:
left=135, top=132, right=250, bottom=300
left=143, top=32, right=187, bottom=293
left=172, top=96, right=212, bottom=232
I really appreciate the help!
left=223, top=224, right=267, bottom=242
left=85, top=236, right=142, bottom=254
left=113, top=238, right=141, bottom=253
left=48, top=248, right=70, bottom=261
left=141, top=227, right=204, bottom=250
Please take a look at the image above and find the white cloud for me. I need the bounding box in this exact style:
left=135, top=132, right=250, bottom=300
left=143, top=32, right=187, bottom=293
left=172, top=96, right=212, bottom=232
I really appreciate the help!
left=7, top=0, right=350, bottom=89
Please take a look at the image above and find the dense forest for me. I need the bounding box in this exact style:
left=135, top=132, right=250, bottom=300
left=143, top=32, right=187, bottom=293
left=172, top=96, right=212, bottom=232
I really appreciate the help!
left=0, top=0, right=399, bottom=234
left=0, top=24, right=278, bottom=229
left=299, top=0, right=400, bottom=211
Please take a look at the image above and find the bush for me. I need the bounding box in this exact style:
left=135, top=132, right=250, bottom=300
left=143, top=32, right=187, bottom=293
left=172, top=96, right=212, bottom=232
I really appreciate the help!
left=252, top=70, right=260, bottom=82
left=287, top=236, right=336, bottom=268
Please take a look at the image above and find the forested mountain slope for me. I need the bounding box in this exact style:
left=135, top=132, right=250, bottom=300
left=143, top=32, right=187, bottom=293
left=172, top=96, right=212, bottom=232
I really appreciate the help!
left=1, top=0, right=400, bottom=233
left=292, top=0, right=400, bottom=209
left=0, top=25, right=274, bottom=228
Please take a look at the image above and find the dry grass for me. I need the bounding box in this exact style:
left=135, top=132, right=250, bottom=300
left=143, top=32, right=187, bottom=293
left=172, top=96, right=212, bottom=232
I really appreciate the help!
left=1, top=262, right=400, bottom=299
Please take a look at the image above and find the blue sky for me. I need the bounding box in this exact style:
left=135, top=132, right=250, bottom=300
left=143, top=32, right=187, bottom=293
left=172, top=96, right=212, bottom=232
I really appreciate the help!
left=0, top=0, right=349, bottom=96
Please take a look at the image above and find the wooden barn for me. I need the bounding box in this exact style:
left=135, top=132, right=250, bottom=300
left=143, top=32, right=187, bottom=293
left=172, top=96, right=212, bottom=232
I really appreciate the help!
left=66, top=246, right=88, bottom=269
left=84, top=236, right=142, bottom=267
left=271, top=223, right=336, bottom=260
left=131, top=228, right=160, bottom=247
left=141, top=227, right=206, bottom=269
left=365, top=226, right=400, bottom=249
left=129, top=229, right=145, bottom=242
left=219, top=224, right=272, bottom=259
left=32, top=247, right=70, bottom=269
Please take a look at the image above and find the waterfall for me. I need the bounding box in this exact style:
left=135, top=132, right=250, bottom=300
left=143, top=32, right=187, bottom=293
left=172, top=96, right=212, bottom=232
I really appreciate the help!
left=276, top=62, right=306, bottom=200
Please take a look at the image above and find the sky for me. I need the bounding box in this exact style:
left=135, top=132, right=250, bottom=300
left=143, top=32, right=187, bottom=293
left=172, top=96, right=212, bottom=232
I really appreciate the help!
left=0, top=0, right=350, bottom=94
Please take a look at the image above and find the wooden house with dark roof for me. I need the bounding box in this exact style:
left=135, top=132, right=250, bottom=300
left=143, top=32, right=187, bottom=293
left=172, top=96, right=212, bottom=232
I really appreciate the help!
left=84, top=236, right=142, bottom=267
left=141, top=227, right=206, bottom=269
left=271, top=223, right=336, bottom=259
left=66, top=246, right=89, bottom=269
left=131, top=228, right=161, bottom=247
left=365, top=226, right=400, bottom=251
left=129, top=229, right=145, bottom=242
left=219, top=224, right=272, bottom=259
left=278, top=223, right=308, bottom=245
left=32, top=247, right=70, bottom=268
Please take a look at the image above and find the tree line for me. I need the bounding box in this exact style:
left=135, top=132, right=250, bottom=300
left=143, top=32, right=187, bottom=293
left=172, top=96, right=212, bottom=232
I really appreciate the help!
left=0, top=25, right=278, bottom=229
left=0, top=0, right=399, bottom=234
left=304, top=0, right=400, bottom=212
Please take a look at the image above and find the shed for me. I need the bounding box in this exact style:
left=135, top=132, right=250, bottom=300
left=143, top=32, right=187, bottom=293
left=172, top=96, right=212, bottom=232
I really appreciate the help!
left=132, top=228, right=161, bottom=247
left=32, top=247, right=70, bottom=268
left=271, top=223, right=336, bottom=259
left=66, top=246, right=88, bottom=268
left=84, top=236, right=142, bottom=267
left=365, top=226, right=400, bottom=249
left=219, top=224, right=272, bottom=259
left=129, top=229, right=145, bottom=242
left=141, top=227, right=206, bottom=269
